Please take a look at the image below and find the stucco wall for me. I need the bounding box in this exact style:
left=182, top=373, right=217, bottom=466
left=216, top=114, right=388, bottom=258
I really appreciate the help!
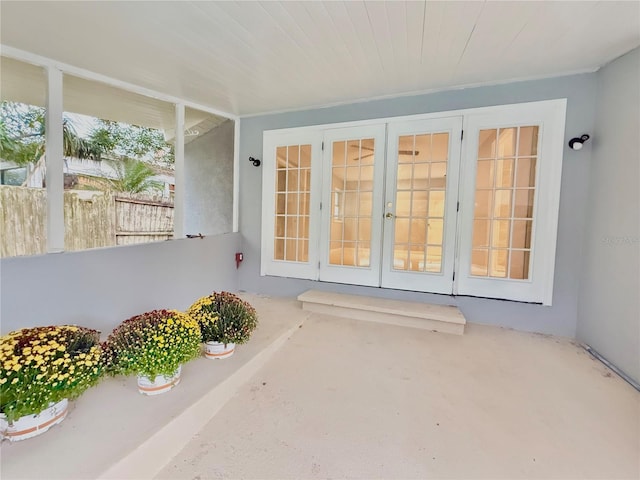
left=238, top=73, right=598, bottom=337
left=576, top=48, right=640, bottom=383
left=0, top=233, right=240, bottom=336
left=185, top=120, right=234, bottom=236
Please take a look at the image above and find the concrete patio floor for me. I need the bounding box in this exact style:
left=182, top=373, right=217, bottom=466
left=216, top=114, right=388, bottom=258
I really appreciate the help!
left=159, top=299, right=639, bottom=479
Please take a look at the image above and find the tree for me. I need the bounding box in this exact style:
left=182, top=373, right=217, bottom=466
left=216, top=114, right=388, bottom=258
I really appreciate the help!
left=108, top=159, right=162, bottom=194
left=87, top=119, right=174, bottom=166
left=0, top=102, right=103, bottom=165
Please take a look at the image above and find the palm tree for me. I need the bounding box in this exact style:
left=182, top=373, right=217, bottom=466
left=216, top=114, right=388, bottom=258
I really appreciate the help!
left=108, top=159, right=162, bottom=194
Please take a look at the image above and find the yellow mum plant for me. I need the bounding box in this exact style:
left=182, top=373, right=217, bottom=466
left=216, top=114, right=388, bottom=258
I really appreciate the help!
left=103, top=310, right=201, bottom=378
left=0, top=326, right=103, bottom=423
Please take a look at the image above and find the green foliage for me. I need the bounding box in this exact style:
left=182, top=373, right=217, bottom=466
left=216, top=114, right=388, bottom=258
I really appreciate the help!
left=0, top=326, right=104, bottom=423
left=0, top=102, right=103, bottom=165
left=188, top=292, right=258, bottom=345
left=88, top=120, right=174, bottom=166
left=108, top=159, right=162, bottom=194
left=103, top=310, right=201, bottom=378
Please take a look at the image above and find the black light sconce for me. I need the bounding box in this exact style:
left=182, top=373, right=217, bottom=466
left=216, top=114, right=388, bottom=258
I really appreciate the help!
left=568, top=134, right=590, bottom=151
left=249, top=156, right=261, bottom=167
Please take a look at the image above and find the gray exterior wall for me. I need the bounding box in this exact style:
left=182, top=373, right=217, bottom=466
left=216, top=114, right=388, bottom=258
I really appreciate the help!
left=0, top=233, right=240, bottom=336
left=238, top=73, right=598, bottom=337
left=576, top=48, right=640, bottom=383
left=185, top=119, right=235, bottom=236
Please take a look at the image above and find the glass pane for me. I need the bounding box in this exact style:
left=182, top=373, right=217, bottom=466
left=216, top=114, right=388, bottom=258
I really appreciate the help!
left=396, top=191, right=411, bottom=216
left=277, top=170, right=287, bottom=192
left=342, top=241, right=356, bottom=266
left=414, top=134, right=430, bottom=162
left=514, top=189, right=535, bottom=218
left=276, top=147, right=287, bottom=168
left=430, top=162, right=447, bottom=182
left=490, top=249, right=508, bottom=278
left=395, top=218, right=410, bottom=244
left=478, top=129, right=497, bottom=159
left=287, top=169, right=298, bottom=191
left=509, top=250, right=530, bottom=279
left=287, top=193, right=298, bottom=215
left=476, top=160, right=494, bottom=189
left=300, top=145, right=311, bottom=168
left=512, top=220, right=533, bottom=249
left=329, top=241, right=342, bottom=265
left=298, top=216, right=309, bottom=239
left=298, top=240, right=309, bottom=262
left=286, top=216, right=298, bottom=238
left=409, top=249, right=425, bottom=272
left=474, top=190, right=492, bottom=218
left=412, top=191, right=428, bottom=217
left=494, top=190, right=512, bottom=218
left=516, top=158, right=536, bottom=188
left=276, top=194, right=286, bottom=214
left=427, top=219, right=443, bottom=245
left=343, top=217, right=357, bottom=242
left=425, top=246, right=442, bottom=273
left=471, top=249, right=489, bottom=276
left=518, top=126, right=538, bottom=157
left=299, top=193, right=310, bottom=216
left=498, top=128, right=516, bottom=157
left=330, top=220, right=343, bottom=241
left=400, top=135, right=417, bottom=163
left=358, top=218, right=371, bottom=242
left=431, top=133, right=448, bottom=161
left=428, top=191, right=445, bottom=217
left=397, top=164, right=412, bottom=189
left=491, top=220, right=511, bottom=248
left=361, top=138, right=375, bottom=165
left=285, top=239, right=297, bottom=261
left=394, top=246, right=409, bottom=270
left=496, top=159, right=515, bottom=187
left=473, top=220, right=490, bottom=248
left=413, top=163, right=429, bottom=189
left=347, top=140, right=360, bottom=163
left=274, top=239, right=285, bottom=260
left=359, top=166, right=374, bottom=187
left=332, top=141, right=345, bottom=166
left=332, top=167, right=345, bottom=191
left=275, top=216, right=285, bottom=237
left=287, top=145, right=300, bottom=167
left=344, top=192, right=359, bottom=216
left=300, top=169, right=311, bottom=192
left=410, top=218, right=427, bottom=244
left=359, top=192, right=372, bottom=216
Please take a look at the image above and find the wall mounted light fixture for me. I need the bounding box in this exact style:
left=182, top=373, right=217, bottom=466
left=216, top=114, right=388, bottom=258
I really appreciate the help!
left=568, top=134, right=590, bottom=150
left=249, top=156, right=261, bottom=167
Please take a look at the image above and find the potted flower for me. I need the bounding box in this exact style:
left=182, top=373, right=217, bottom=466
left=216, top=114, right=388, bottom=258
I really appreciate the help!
left=188, top=292, right=258, bottom=359
left=103, top=310, right=201, bottom=395
left=0, top=325, right=103, bottom=441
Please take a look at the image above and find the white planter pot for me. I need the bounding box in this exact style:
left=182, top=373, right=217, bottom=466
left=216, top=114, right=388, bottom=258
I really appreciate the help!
left=137, top=365, right=182, bottom=395
left=204, top=341, right=235, bottom=359
left=0, top=398, right=69, bottom=442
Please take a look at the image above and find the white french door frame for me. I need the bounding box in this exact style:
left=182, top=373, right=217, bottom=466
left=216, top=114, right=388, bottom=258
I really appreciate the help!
left=319, top=124, right=387, bottom=286
left=381, top=116, right=463, bottom=293
left=261, top=99, right=567, bottom=305
left=455, top=100, right=566, bottom=305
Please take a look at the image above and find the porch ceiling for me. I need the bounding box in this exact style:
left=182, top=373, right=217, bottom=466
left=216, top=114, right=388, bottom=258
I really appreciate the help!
left=1, top=1, right=639, bottom=117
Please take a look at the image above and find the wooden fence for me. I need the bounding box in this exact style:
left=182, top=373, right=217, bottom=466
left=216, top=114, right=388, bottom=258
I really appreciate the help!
left=1, top=186, right=173, bottom=257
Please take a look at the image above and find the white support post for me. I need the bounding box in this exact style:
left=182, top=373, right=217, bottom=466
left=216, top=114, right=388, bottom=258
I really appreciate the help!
left=233, top=118, right=240, bottom=233
left=173, top=103, right=185, bottom=238
left=45, top=67, right=64, bottom=253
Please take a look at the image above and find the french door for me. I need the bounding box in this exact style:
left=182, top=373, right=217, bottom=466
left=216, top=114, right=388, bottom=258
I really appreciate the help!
left=318, top=118, right=462, bottom=293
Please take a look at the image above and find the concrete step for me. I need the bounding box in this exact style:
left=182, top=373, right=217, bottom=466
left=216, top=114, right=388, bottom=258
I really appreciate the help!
left=297, top=289, right=466, bottom=335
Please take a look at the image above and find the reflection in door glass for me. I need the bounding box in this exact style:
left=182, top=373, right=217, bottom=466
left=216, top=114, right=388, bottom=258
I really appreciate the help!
left=471, top=126, right=538, bottom=279
left=393, top=133, right=449, bottom=273
left=329, top=138, right=375, bottom=267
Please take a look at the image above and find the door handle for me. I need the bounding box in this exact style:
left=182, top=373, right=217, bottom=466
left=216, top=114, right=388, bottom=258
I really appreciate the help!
left=385, top=212, right=394, bottom=218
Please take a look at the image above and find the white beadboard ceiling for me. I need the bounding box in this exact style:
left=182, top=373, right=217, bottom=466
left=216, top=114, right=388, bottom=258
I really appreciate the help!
left=1, top=1, right=639, bottom=117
